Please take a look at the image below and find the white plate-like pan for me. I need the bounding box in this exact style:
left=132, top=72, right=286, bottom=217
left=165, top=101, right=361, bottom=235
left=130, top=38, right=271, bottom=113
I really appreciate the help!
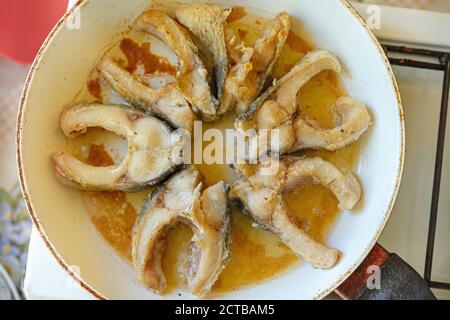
left=17, top=0, right=404, bottom=299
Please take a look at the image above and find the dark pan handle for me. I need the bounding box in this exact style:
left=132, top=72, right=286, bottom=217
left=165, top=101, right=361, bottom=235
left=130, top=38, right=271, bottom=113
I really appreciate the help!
left=335, top=243, right=436, bottom=300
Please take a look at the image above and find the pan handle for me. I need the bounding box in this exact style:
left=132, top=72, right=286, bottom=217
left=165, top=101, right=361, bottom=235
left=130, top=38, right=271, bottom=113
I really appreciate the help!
left=335, top=243, right=436, bottom=300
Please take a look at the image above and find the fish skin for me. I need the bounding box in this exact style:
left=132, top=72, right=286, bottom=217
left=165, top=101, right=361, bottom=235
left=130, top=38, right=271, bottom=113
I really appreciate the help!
left=220, top=12, right=290, bottom=115
left=98, top=58, right=196, bottom=134
left=137, top=10, right=218, bottom=121
left=131, top=167, right=231, bottom=297
left=175, top=4, right=229, bottom=103
left=238, top=50, right=342, bottom=123
left=228, top=157, right=353, bottom=269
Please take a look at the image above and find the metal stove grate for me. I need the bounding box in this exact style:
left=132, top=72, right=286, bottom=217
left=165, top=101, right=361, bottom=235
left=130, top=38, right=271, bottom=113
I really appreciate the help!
left=383, top=44, right=450, bottom=291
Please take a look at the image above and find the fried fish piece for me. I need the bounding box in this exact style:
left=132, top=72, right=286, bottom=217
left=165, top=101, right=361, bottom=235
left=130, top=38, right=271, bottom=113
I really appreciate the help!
left=220, top=12, right=290, bottom=115
left=284, top=157, right=362, bottom=210
left=175, top=4, right=229, bottom=103
left=98, top=58, right=196, bottom=134
left=293, top=96, right=372, bottom=151
left=230, top=156, right=361, bottom=268
left=235, top=50, right=370, bottom=160
left=52, top=104, right=184, bottom=191
left=132, top=167, right=231, bottom=297
left=137, top=10, right=218, bottom=121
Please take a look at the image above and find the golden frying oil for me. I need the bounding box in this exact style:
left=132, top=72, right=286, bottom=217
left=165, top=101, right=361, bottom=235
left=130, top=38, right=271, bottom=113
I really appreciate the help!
left=87, top=78, right=102, bottom=101
left=80, top=144, right=137, bottom=261
left=69, top=9, right=360, bottom=295
left=226, top=7, right=248, bottom=24
left=118, top=38, right=177, bottom=75
left=214, top=210, right=298, bottom=292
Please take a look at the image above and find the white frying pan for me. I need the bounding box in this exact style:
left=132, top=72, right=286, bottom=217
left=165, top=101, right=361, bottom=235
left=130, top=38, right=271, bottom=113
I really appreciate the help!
left=17, top=0, right=411, bottom=299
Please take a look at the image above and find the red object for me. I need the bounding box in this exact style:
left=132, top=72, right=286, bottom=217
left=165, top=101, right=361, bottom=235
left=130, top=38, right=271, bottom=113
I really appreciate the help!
left=335, top=243, right=391, bottom=299
left=0, top=0, right=68, bottom=64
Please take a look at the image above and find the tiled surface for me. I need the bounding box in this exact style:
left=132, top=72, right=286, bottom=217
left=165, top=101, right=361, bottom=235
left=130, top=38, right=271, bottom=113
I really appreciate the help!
left=0, top=58, right=30, bottom=189
left=0, top=58, right=31, bottom=300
